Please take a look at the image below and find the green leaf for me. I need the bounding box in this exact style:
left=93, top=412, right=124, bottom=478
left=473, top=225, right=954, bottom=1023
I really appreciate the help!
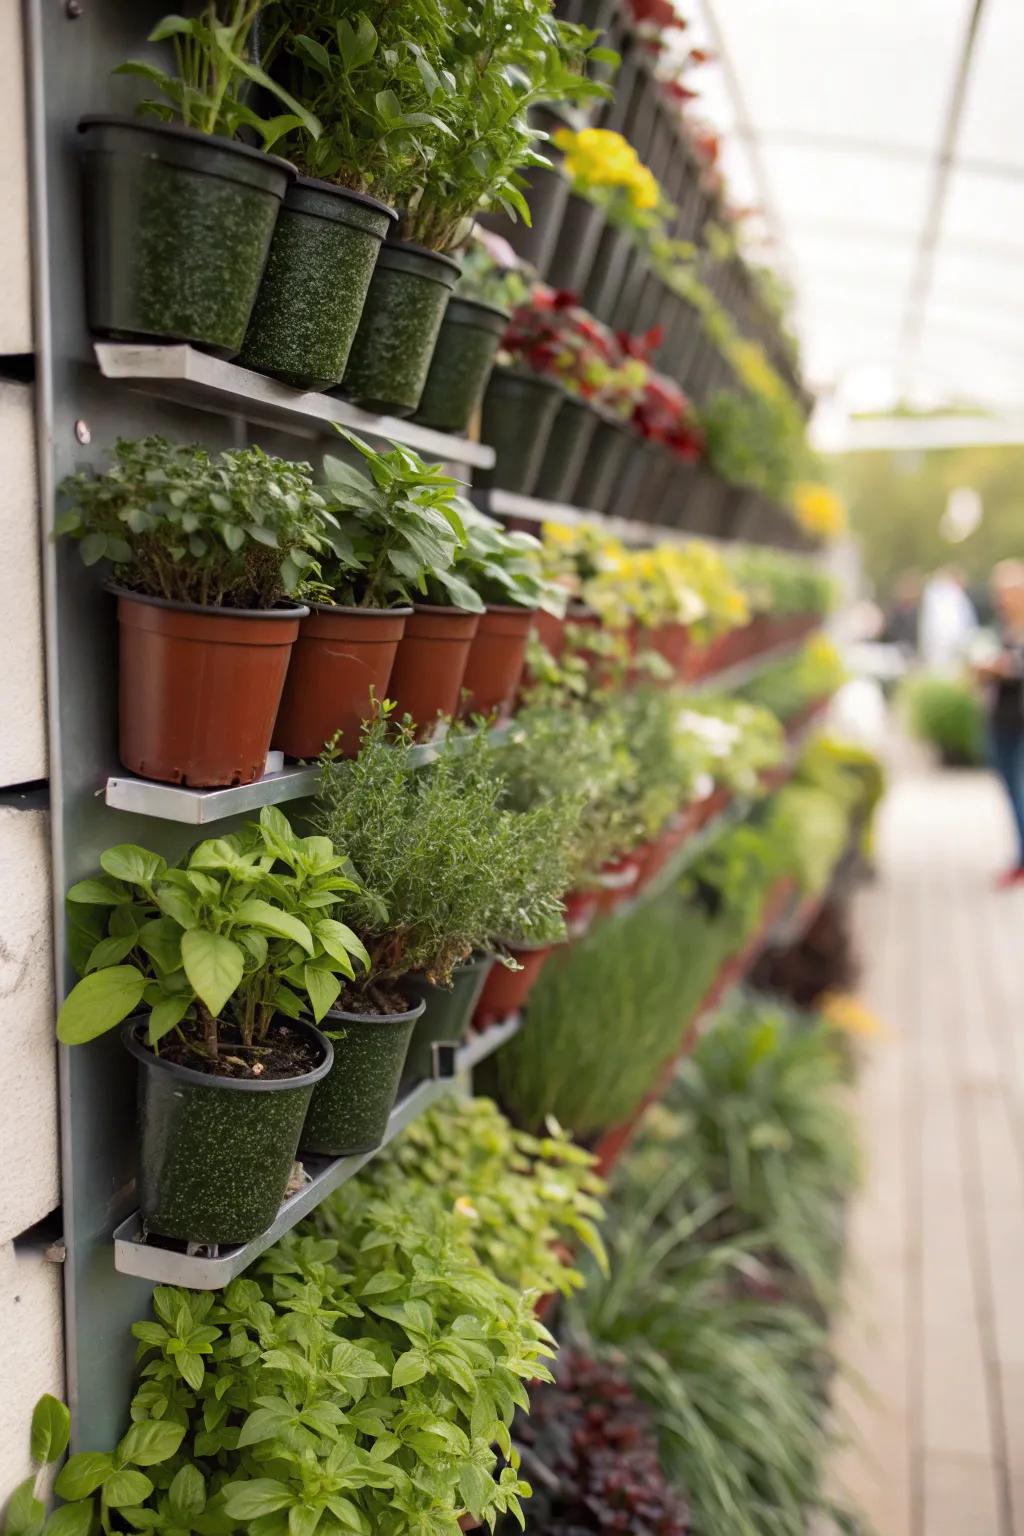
left=374, top=88, right=401, bottom=122
left=54, top=1452, right=114, bottom=1502
left=304, top=965, right=341, bottom=1023
left=148, top=993, right=191, bottom=1047
left=83, top=934, right=136, bottom=974
left=99, top=846, right=167, bottom=887
left=180, top=930, right=244, bottom=1016
left=167, top=1465, right=206, bottom=1523
left=103, top=1470, right=153, bottom=1509
left=233, top=900, right=314, bottom=955
left=4, top=1477, right=44, bottom=1536
left=66, top=878, right=126, bottom=906
left=79, top=532, right=107, bottom=567
left=391, top=1349, right=429, bottom=1388
left=31, top=1395, right=71, bottom=1464
left=117, top=1418, right=186, bottom=1467
left=288, top=1506, right=321, bottom=1536
left=57, top=967, right=147, bottom=1045
left=220, top=1480, right=293, bottom=1521
left=236, top=1402, right=293, bottom=1448
left=136, top=916, right=183, bottom=975
left=42, top=1504, right=95, bottom=1536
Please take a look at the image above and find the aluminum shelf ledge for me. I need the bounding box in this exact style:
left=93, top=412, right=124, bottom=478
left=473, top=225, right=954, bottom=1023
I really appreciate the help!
left=94, top=343, right=496, bottom=470
left=104, top=723, right=512, bottom=826
left=475, top=488, right=728, bottom=552
left=112, top=1013, right=521, bottom=1289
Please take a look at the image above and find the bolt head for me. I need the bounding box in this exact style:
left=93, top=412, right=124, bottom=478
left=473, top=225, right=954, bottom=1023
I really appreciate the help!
left=66, top=0, right=83, bottom=16
left=74, top=418, right=91, bottom=445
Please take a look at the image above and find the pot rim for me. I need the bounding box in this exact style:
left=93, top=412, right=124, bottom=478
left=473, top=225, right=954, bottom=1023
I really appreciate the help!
left=410, top=602, right=482, bottom=618
left=443, top=294, right=511, bottom=323
left=380, top=237, right=461, bottom=274
left=491, top=364, right=565, bottom=396
left=489, top=937, right=559, bottom=955
left=121, top=1015, right=333, bottom=1092
left=481, top=600, right=536, bottom=616
left=78, top=114, right=296, bottom=179
left=108, top=584, right=310, bottom=622
left=322, top=996, right=426, bottom=1028
left=305, top=602, right=414, bottom=618
left=291, top=175, right=397, bottom=220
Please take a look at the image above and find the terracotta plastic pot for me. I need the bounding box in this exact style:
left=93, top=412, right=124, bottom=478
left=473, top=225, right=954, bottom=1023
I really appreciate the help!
left=458, top=604, right=534, bottom=720
left=473, top=943, right=555, bottom=1030
left=115, top=589, right=306, bottom=787
left=273, top=605, right=410, bottom=761
left=239, top=178, right=396, bottom=389
left=594, top=853, right=641, bottom=915
left=649, top=621, right=692, bottom=678
left=562, top=887, right=600, bottom=939
left=124, top=1016, right=332, bottom=1246
left=79, top=116, right=292, bottom=356
left=301, top=998, right=423, bottom=1156
left=387, top=605, right=480, bottom=737
left=340, top=239, right=460, bottom=416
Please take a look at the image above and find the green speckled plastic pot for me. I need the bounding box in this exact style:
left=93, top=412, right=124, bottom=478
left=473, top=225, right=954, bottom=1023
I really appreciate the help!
left=340, top=240, right=460, bottom=416
left=534, top=394, right=600, bottom=504
left=400, top=957, right=495, bottom=1088
left=413, top=297, right=509, bottom=433
left=301, top=998, right=424, bottom=1156
left=79, top=116, right=292, bottom=358
left=123, top=1016, right=332, bottom=1246
left=476, top=368, right=564, bottom=495
left=239, top=179, right=395, bottom=389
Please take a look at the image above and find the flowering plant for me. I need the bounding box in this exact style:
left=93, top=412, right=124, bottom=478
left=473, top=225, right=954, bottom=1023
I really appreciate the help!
left=632, top=362, right=704, bottom=460
left=554, top=126, right=662, bottom=216
left=500, top=288, right=648, bottom=419
left=792, top=481, right=848, bottom=542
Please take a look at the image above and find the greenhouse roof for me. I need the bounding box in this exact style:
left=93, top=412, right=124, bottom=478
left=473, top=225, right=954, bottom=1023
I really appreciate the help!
left=682, top=0, right=1023, bottom=426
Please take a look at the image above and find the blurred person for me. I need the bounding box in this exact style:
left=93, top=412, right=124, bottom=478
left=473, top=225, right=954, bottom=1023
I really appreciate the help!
left=975, top=560, right=1024, bottom=886
left=881, top=569, right=921, bottom=655
left=919, top=566, right=977, bottom=671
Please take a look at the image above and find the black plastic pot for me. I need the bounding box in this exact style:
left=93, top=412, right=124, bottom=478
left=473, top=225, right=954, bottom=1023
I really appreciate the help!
left=340, top=240, right=460, bottom=416
left=413, top=296, right=509, bottom=433
left=79, top=116, right=292, bottom=357
left=477, top=368, right=564, bottom=494
left=123, top=1016, right=332, bottom=1246
left=654, top=456, right=700, bottom=527
left=534, top=393, right=600, bottom=504
left=301, top=998, right=424, bottom=1156
left=608, top=434, right=657, bottom=522
left=545, top=192, right=605, bottom=296
left=612, top=247, right=649, bottom=333
left=239, top=178, right=395, bottom=389
left=581, top=221, right=634, bottom=322
left=572, top=417, right=634, bottom=513
left=400, top=956, right=495, bottom=1088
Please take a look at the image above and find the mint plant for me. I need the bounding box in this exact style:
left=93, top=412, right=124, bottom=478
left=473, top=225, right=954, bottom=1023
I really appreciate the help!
left=319, top=434, right=472, bottom=610
left=56, top=438, right=335, bottom=609
left=116, top=2, right=320, bottom=152
left=56, top=806, right=368, bottom=1065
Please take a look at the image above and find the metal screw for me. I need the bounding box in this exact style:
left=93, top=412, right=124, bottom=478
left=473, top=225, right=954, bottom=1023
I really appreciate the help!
left=74, top=418, right=91, bottom=444
left=66, top=0, right=83, bottom=17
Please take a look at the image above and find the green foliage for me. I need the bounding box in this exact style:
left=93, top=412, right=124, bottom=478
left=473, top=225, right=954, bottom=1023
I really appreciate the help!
left=738, top=635, right=845, bottom=722
left=265, top=0, right=454, bottom=203
left=355, top=1096, right=607, bottom=1298
left=727, top=547, right=834, bottom=618
left=569, top=993, right=864, bottom=1535
left=675, top=698, right=786, bottom=799
left=438, top=506, right=566, bottom=618
left=56, top=438, right=334, bottom=609
left=116, top=2, right=321, bottom=151
left=699, top=385, right=809, bottom=502
left=901, top=671, right=986, bottom=766
left=766, top=785, right=851, bottom=897
left=57, top=807, right=367, bottom=1061
left=319, top=434, right=471, bottom=610
left=316, top=716, right=576, bottom=984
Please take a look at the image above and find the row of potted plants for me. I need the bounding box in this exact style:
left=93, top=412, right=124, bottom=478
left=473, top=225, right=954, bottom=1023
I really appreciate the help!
left=80, top=0, right=609, bottom=422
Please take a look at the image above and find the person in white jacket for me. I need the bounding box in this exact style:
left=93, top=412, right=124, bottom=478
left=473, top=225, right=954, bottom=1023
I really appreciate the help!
left=918, top=567, right=978, bottom=671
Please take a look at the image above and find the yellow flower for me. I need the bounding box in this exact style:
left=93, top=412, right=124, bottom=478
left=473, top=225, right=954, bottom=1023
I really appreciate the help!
left=819, top=992, right=885, bottom=1038
left=793, top=482, right=848, bottom=541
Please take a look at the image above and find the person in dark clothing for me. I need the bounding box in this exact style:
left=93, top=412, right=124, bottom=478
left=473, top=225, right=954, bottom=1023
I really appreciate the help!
left=977, top=561, right=1024, bottom=886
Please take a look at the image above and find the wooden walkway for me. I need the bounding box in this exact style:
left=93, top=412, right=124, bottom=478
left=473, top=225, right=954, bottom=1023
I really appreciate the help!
left=829, top=762, right=1024, bottom=1536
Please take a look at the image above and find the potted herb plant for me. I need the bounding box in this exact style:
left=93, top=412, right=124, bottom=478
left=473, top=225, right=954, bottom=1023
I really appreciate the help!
left=80, top=5, right=320, bottom=355
left=55, top=808, right=368, bottom=1245
left=272, top=433, right=468, bottom=760
left=316, top=714, right=573, bottom=1092
left=56, top=436, right=332, bottom=787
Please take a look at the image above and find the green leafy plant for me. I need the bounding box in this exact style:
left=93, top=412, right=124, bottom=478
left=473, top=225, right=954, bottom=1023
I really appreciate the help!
left=434, top=506, right=566, bottom=617
left=56, top=437, right=334, bottom=609
left=117, top=2, right=320, bottom=151
left=360, top=1095, right=607, bottom=1297
left=318, top=434, right=471, bottom=610
left=316, top=715, right=576, bottom=990
left=675, top=698, right=786, bottom=800
left=56, top=807, right=368, bottom=1065
left=727, top=547, right=833, bottom=618
left=738, top=636, right=845, bottom=723
left=901, top=671, right=985, bottom=766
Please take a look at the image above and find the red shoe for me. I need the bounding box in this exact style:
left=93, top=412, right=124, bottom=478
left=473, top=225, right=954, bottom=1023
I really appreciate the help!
left=994, top=867, right=1024, bottom=890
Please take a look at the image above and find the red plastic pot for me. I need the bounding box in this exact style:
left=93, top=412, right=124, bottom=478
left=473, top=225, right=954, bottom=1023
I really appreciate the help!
left=594, top=853, right=642, bottom=915
left=273, top=605, right=409, bottom=760
left=115, top=589, right=306, bottom=787
left=691, top=784, right=732, bottom=831
left=648, top=621, right=692, bottom=679
left=562, top=887, right=600, bottom=938
left=472, top=943, right=554, bottom=1030
left=458, top=604, right=534, bottom=721
left=386, top=605, right=479, bottom=738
